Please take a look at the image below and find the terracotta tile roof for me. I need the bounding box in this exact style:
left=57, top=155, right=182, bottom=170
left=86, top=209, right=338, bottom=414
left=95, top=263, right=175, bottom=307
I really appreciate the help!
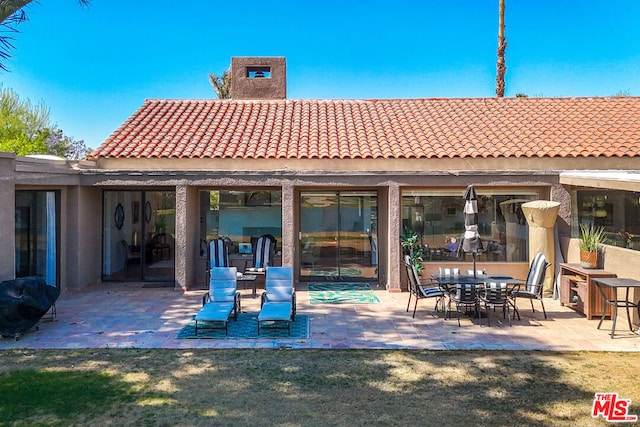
left=90, top=97, right=640, bottom=160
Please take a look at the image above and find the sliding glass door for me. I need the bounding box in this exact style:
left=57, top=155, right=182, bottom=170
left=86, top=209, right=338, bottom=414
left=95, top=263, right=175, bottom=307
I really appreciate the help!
left=15, top=191, right=60, bottom=287
left=300, top=191, right=378, bottom=281
left=102, top=190, right=175, bottom=282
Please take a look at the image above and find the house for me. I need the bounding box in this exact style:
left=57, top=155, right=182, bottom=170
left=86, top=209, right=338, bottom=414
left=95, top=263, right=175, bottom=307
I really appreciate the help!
left=2, top=57, right=640, bottom=297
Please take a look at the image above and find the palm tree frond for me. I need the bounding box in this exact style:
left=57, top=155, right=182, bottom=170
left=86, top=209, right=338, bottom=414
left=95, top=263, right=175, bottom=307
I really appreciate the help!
left=208, top=71, right=231, bottom=99
left=0, top=1, right=90, bottom=72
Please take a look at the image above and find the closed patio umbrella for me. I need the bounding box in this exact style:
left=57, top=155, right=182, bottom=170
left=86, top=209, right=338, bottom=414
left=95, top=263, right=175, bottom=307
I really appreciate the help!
left=462, top=185, right=484, bottom=277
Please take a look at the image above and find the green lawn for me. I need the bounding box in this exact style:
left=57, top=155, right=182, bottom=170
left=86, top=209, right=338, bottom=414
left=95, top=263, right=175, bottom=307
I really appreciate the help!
left=0, top=349, right=637, bottom=426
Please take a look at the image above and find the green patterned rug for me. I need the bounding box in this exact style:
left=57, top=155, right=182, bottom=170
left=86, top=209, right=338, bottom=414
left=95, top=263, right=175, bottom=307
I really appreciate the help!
left=308, top=283, right=380, bottom=304
left=308, top=268, right=362, bottom=277
left=176, top=314, right=309, bottom=339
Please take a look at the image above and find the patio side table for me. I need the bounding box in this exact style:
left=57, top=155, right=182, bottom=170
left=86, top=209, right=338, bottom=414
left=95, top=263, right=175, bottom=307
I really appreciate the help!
left=592, top=277, right=640, bottom=339
left=237, top=274, right=258, bottom=297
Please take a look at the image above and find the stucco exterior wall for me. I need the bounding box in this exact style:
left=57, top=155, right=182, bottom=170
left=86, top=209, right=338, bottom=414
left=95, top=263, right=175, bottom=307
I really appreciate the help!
left=565, top=239, right=640, bottom=281
left=0, top=153, right=16, bottom=281
left=65, top=185, right=103, bottom=291
left=550, top=183, right=571, bottom=236
left=79, top=168, right=560, bottom=190
left=91, top=156, right=640, bottom=172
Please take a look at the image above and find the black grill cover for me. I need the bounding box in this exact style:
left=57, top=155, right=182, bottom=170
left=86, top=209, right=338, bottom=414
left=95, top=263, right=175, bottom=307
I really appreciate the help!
left=0, top=277, right=60, bottom=337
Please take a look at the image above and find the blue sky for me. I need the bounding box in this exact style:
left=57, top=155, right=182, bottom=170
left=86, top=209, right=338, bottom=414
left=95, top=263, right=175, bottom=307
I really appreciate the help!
left=1, top=0, right=639, bottom=150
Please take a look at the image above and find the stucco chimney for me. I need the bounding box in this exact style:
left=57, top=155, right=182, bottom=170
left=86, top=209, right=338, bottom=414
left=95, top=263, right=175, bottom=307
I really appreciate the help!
left=231, top=57, right=286, bottom=100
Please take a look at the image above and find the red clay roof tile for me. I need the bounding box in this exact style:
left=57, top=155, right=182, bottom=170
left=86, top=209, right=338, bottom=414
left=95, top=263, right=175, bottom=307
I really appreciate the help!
left=90, top=97, right=640, bottom=160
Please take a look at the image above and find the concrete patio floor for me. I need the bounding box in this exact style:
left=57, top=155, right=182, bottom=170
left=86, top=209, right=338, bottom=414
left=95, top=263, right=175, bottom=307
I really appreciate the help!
left=1, top=283, right=639, bottom=351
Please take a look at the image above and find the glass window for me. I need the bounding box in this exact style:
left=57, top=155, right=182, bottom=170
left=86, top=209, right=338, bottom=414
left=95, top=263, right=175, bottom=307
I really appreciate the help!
left=574, top=190, right=640, bottom=250
left=402, top=190, right=538, bottom=262
left=200, top=190, right=283, bottom=253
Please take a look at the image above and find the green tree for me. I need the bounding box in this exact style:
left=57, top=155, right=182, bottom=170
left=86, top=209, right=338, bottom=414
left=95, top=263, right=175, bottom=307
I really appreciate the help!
left=0, top=86, right=49, bottom=154
left=208, top=71, right=231, bottom=99
left=0, top=0, right=89, bottom=71
left=0, top=87, right=89, bottom=158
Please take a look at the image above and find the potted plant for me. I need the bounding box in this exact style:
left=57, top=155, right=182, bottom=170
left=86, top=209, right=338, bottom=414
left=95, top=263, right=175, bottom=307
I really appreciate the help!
left=578, top=223, right=607, bottom=268
left=401, top=228, right=424, bottom=274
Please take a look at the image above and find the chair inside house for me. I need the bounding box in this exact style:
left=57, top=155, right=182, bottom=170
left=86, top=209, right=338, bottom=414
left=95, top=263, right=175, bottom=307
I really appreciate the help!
left=511, top=252, right=550, bottom=320
left=245, top=234, right=276, bottom=275
left=150, top=233, right=173, bottom=262
left=439, top=267, right=461, bottom=276
left=437, top=267, right=461, bottom=296
left=301, top=236, right=321, bottom=270
left=479, top=281, right=520, bottom=326
left=447, top=283, right=480, bottom=326
left=404, top=255, right=447, bottom=318
left=257, top=266, right=296, bottom=335
left=205, top=238, right=230, bottom=285
left=194, top=267, right=241, bottom=335
left=121, top=240, right=141, bottom=268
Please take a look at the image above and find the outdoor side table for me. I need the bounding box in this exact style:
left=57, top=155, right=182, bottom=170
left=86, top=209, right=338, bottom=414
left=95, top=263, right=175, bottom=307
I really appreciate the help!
left=592, top=277, right=640, bottom=339
left=237, top=274, right=257, bottom=297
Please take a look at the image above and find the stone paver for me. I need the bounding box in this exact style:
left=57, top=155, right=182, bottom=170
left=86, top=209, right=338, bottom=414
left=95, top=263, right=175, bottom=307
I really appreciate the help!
left=1, top=283, right=639, bottom=351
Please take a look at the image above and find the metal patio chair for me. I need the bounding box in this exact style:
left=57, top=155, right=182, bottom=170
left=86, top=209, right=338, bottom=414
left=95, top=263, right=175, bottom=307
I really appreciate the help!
left=404, top=255, right=447, bottom=318
left=479, top=281, right=520, bottom=326
left=511, top=252, right=550, bottom=320
left=245, top=234, right=276, bottom=275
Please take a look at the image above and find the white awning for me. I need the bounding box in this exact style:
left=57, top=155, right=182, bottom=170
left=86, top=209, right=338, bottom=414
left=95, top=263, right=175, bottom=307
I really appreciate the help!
left=559, top=170, right=640, bottom=192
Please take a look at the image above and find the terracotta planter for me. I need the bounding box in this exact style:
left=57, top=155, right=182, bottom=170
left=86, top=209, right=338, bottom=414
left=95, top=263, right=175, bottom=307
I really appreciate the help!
left=579, top=250, right=597, bottom=269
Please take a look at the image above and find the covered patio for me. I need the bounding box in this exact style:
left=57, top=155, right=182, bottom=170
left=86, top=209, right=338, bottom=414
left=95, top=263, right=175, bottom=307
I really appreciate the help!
left=1, top=283, right=638, bottom=351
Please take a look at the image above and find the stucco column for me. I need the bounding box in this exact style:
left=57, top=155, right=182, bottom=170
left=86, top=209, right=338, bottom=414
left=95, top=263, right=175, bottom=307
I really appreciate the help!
left=66, top=186, right=103, bottom=291
left=281, top=184, right=295, bottom=271
left=521, top=200, right=561, bottom=295
left=387, top=184, right=402, bottom=292
left=175, top=184, right=198, bottom=291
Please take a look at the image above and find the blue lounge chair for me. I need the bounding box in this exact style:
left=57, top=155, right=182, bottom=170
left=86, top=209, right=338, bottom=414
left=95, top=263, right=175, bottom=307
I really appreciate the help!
left=258, top=266, right=295, bottom=335
left=195, top=267, right=240, bottom=335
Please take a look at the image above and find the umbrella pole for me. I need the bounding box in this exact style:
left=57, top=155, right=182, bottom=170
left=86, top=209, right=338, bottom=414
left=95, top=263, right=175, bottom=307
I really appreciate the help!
left=473, top=253, right=477, bottom=278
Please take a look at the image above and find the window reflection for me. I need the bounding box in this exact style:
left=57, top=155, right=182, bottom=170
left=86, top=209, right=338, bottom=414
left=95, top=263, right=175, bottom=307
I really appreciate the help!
left=575, top=190, right=640, bottom=250
left=200, top=190, right=283, bottom=254
left=402, top=191, right=537, bottom=262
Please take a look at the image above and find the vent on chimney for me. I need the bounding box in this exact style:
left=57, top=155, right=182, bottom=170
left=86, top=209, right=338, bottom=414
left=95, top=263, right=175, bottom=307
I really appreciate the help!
left=247, top=66, right=270, bottom=79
